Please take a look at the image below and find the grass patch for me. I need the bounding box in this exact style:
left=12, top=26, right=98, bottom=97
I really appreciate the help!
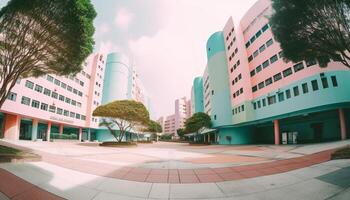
left=331, top=146, right=350, bottom=160
left=0, top=145, right=21, bottom=155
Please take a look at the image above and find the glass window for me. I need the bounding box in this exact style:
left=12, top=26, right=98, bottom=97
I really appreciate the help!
left=311, top=80, right=319, bottom=91
left=76, top=114, right=81, bottom=119
left=293, top=62, right=304, bottom=72
left=47, top=75, right=54, bottom=82
left=59, top=95, right=65, bottom=101
left=248, top=55, right=253, bottom=62
left=65, top=98, right=71, bottom=104
left=262, top=98, right=266, bottom=107
left=278, top=93, right=284, bottom=102
left=78, top=91, right=83, bottom=97
left=34, top=84, right=43, bottom=93
left=250, top=35, right=256, bottom=44
left=49, top=105, right=56, bottom=113
left=71, top=100, right=76, bottom=106
left=245, top=41, right=250, bottom=48
left=252, top=86, right=258, bottom=92
left=273, top=73, right=282, bottom=82
left=240, top=88, right=243, bottom=94
left=81, top=115, right=86, bottom=120
left=77, top=102, right=82, bottom=107
left=255, top=30, right=262, bottom=38
left=270, top=55, right=278, bottom=64
left=31, top=100, right=40, bottom=108
left=57, top=108, right=63, bottom=115
left=253, top=50, right=259, bottom=58
left=80, top=81, right=84, bottom=87
left=283, top=68, right=293, bottom=77
left=40, top=103, right=48, bottom=111
left=238, top=74, right=242, bottom=80
left=54, top=79, right=60, bottom=86
left=266, top=38, right=273, bottom=47
left=253, top=102, right=257, bottom=110
left=51, top=92, right=58, bottom=99
left=321, top=77, right=329, bottom=88
left=61, top=82, right=67, bottom=89
left=261, top=24, right=269, bottom=32
left=256, top=65, right=262, bottom=73
left=64, top=110, right=69, bottom=116
left=259, top=44, right=266, bottom=53
left=237, top=60, right=240, bottom=66
left=293, top=86, right=300, bottom=96
left=302, top=83, right=309, bottom=94
left=257, top=100, right=261, bottom=108
left=67, top=86, right=72, bottom=92
left=43, top=88, right=51, bottom=96
left=268, top=95, right=276, bottom=105
left=286, top=89, right=291, bottom=99
left=7, top=92, right=17, bottom=101
left=25, top=80, right=34, bottom=89
left=331, top=76, right=338, bottom=87
left=70, top=112, right=75, bottom=118
left=306, top=59, right=317, bottom=67
left=250, top=70, right=256, bottom=77
left=73, top=89, right=78, bottom=94
left=278, top=51, right=283, bottom=59
left=21, top=96, right=31, bottom=105
left=265, top=77, right=273, bottom=86
left=258, top=81, right=265, bottom=89
left=262, top=60, right=269, bottom=68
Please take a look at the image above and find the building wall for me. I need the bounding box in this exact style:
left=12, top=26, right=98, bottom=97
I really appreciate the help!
left=191, top=77, right=204, bottom=115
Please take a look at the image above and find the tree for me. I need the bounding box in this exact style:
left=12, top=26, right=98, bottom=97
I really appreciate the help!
left=93, top=100, right=150, bottom=142
left=184, top=112, right=212, bottom=135
left=176, top=128, right=186, bottom=139
left=270, top=0, right=350, bottom=68
left=0, top=0, right=96, bottom=108
left=145, top=120, right=162, bottom=133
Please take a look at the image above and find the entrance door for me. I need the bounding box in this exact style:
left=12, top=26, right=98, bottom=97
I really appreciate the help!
left=311, top=123, right=323, bottom=143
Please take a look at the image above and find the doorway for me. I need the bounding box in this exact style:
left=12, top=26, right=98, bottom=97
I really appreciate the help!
left=311, top=123, right=323, bottom=142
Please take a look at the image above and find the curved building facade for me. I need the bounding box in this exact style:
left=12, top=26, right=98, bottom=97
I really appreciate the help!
left=191, top=77, right=204, bottom=115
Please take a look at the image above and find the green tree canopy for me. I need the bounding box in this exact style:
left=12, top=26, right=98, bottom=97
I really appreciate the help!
left=184, top=112, right=212, bottom=134
left=0, top=0, right=96, bottom=108
left=270, top=0, right=350, bottom=68
left=93, top=100, right=150, bottom=142
left=176, top=128, right=186, bottom=139
left=145, top=120, right=162, bottom=133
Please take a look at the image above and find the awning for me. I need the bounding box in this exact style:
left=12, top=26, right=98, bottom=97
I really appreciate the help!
left=186, top=127, right=217, bottom=136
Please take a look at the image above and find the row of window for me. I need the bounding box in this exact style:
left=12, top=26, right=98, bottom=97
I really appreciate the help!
left=232, top=104, right=245, bottom=115
left=229, top=48, right=239, bottom=62
left=227, top=37, right=236, bottom=51
left=250, top=51, right=282, bottom=78
left=245, top=23, right=270, bottom=48
left=225, top=27, right=235, bottom=41
left=24, top=80, right=82, bottom=108
left=248, top=38, right=274, bottom=63
left=232, top=74, right=242, bottom=86
left=20, top=96, right=86, bottom=120
left=251, top=60, right=317, bottom=93
left=46, top=75, right=83, bottom=97
left=233, top=87, right=244, bottom=99
left=253, top=76, right=338, bottom=110
left=230, top=60, right=241, bottom=73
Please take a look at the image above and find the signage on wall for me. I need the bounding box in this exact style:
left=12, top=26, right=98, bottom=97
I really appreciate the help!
left=49, top=116, right=74, bottom=124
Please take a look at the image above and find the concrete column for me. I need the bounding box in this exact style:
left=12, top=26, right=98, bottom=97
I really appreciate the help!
left=274, top=120, right=280, bottom=145
left=47, top=121, right=51, bottom=142
left=339, top=109, right=347, bottom=140
left=208, top=133, right=210, bottom=144
left=3, top=114, right=21, bottom=140
left=78, top=128, right=83, bottom=142
left=31, top=119, right=39, bottom=141
left=87, top=128, right=91, bottom=141
left=59, top=124, right=64, bottom=135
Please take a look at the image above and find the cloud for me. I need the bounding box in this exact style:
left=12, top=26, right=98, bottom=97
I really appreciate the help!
left=98, top=41, right=121, bottom=54
left=114, top=7, right=134, bottom=30
left=94, top=23, right=111, bottom=39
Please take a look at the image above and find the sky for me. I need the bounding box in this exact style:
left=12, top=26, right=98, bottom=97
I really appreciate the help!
left=0, top=0, right=258, bottom=119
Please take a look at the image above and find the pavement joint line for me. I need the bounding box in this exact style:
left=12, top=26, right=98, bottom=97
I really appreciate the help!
left=324, top=187, right=350, bottom=200
left=147, top=183, right=153, bottom=199
left=214, top=182, right=228, bottom=197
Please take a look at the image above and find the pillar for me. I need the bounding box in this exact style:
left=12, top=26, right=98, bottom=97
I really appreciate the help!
left=78, top=128, right=82, bottom=142
left=3, top=114, right=20, bottom=140
left=47, top=121, right=51, bottom=141
left=88, top=128, right=91, bottom=141
left=31, top=119, right=39, bottom=141
left=339, top=109, right=347, bottom=140
left=274, top=120, right=280, bottom=145
left=208, top=133, right=210, bottom=144
left=59, top=124, right=64, bottom=135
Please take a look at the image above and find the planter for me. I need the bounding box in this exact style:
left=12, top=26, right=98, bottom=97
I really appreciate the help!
left=137, top=141, right=153, bottom=144
left=100, top=141, right=137, bottom=147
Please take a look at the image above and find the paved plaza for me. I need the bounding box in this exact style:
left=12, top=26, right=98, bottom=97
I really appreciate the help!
left=0, top=140, right=350, bottom=199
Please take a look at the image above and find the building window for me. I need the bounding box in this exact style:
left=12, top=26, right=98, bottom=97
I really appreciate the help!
left=245, top=41, right=250, bottom=48
left=240, top=88, right=243, bottom=94
left=262, top=60, right=269, bottom=68
left=81, top=115, right=86, bottom=120
left=67, top=86, right=72, bottom=92
left=266, top=38, right=273, bottom=47
left=311, top=80, right=319, bottom=91
left=262, top=24, right=269, bottom=32
left=64, top=110, right=69, bottom=116
left=268, top=95, right=276, bottom=105
left=34, top=84, right=43, bottom=93
left=262, top=99, right=266, bottom=107
left=302, top=83, right=309, bottom=94
left=73, top=89, right=78, bottom=94
left=71, top=100, right=76, bottom=106
left=61, top=82, right=67, bottom=89
left=250, top=35, right=256, bottom=44
left=286, top=89, right=291, bottom=99
left=321, top=77, right=329, bottom=88
left=258, top=81, right=265, bottom=89
left=51, top=92, right=58, bottom=99
left=80, top=81, right=84, bottom=87
left=248, top=55, right=253, bottom=62
left=293, top=62, right=304, bottom=72
left=59, top=95, right=65, bottom=101
left=331, top=76, right=338, bottom=87
left=47, top=75, right=54, bottom=82
left=75, top=114, right=81, bottom=119
left=77, top=102, right=82, bottom=107
left=253, top=50, right=259, bottom=58
left=214, top=115, right=217, bottom=120
left=57, top=108, right=63, bottom=115
left=211, top=90, right=214, bottom=95
left=43, top=88, right=51, bottom=96
left=256, top=65, right=262, bottom=73
left=257, top=100, right=261, bottom=108
left=270, top=54, right=278, bottom=64
left=70, top=112, right=75, bottom=118
left=40, top=103, right=48, bottom=111
left=252, top=85, right=258, bottom=92
left=250, top=70, right=256, bottom=77
left=253, top=102, right=257, bottom=110
left=7, top=92, right=17, bottom=101
left=241, top=105, right=244, bottom=111
left=278, top=92, right=284, bottom=102
left=49, top=105, right=56, bottom=113
left=293, top=86, right=300, bottom=96
left=21, top=96, right=31, bottom=105
left=259, top=44, right=266, bottom=53
left=54, top=79, right=60, bottom=86
left=65, top=98, right=71, bottom=104
left=31, top=100, right=40, bottom=108
left=283, top=68, right=293, bottom=77
left=306, top=59, right=317, bottom=67
left=265, top=78, right=273, bottom=86
left=273, top=73, right=282, bottom=82
left=25, top=80, right=34, bottom=89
